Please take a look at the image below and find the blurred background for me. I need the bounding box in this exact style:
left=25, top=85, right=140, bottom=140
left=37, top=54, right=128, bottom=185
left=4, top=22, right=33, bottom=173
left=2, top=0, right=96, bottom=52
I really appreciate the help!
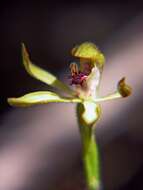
left=0, top=1, right=143, bottom=190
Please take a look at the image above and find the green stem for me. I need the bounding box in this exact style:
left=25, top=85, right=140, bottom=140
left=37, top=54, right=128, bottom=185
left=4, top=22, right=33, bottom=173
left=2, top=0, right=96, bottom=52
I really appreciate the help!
left=77, top=103, right=101, bottom=190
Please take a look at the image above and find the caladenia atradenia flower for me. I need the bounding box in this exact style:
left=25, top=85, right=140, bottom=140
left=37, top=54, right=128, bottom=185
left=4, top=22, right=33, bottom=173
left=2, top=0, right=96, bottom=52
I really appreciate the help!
left=8, top=42, right=131, bottom=107
left=8, top=42, right=132, bottom=190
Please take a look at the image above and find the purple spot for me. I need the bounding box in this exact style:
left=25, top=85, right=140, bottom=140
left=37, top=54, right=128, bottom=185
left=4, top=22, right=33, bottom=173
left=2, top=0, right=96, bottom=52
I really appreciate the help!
left=69, top=72, right=88, bottom=85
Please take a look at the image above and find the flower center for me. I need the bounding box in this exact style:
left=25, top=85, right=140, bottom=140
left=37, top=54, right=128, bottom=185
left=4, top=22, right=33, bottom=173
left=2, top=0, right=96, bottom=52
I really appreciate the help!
left=69, top=60, right=101, bottom=99
left=69, top=62, right=91, bottom=86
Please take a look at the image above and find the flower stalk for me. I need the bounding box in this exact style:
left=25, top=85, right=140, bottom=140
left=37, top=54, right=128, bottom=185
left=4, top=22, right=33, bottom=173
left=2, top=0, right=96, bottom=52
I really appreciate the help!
left=7, top=42, right=132, bottom=190
left=77, top=102, right=101, bottom=190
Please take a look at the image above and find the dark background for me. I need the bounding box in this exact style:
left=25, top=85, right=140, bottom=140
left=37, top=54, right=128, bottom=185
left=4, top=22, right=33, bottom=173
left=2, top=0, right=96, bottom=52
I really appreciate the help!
left=0, top=1, right=143, bottom=190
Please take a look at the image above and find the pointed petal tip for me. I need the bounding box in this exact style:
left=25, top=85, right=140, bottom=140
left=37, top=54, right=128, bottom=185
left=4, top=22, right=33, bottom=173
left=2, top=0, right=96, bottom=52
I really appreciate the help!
left=7, top=98, right=20, bottom=107
left=21, top=42, right=25, bottom=48
left=22, top=43, right=29, bottom=58
left=21, top=43, right=27, bottom=55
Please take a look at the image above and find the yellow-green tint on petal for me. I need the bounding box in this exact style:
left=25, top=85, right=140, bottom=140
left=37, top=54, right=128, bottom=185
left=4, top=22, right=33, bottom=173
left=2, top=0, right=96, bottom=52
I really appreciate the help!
left=93, top=77, right=132, bottom=103
left=71, top=42, right=105, bottom=67
left=22, top=43, right=74, bottom=95
left=94, top=92, right=121, bottom=102
left=118, top=77, right=132, bottom=97
left=8, top=91, right=81, bottom=107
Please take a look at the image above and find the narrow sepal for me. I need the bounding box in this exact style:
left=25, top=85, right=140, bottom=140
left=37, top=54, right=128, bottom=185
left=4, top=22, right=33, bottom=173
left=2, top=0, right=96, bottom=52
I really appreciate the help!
left=22, top=43, right=74, bottom=95
left=93, top=77, right=132, bottom=103
left=8, top=91, right=81, bottom=107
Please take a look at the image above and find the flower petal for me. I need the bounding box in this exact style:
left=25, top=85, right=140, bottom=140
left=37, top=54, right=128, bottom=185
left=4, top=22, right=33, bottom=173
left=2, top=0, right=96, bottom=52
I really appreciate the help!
left=93, top=77, right=132, bottom=102
left=71, top=42, right=105, bottom=68
left=8, top=91, right=81, bottom=107
left=86, top=66, right=101, bottom=98
left=22, top=43, right=74, bottom=95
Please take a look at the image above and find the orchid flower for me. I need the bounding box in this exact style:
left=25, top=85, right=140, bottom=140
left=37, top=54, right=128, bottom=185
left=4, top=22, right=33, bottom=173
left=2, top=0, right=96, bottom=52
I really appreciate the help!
left=8, top=42, right=131, bottom=190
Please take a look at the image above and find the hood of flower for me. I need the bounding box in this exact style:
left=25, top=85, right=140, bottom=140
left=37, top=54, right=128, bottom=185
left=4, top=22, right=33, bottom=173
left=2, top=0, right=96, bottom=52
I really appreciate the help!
left=71, top=42, right=105, bottom=68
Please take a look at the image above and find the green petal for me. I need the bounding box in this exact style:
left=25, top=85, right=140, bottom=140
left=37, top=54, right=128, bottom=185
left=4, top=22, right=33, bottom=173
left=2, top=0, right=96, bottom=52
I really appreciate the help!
left=22, top=43, right=74, bottom=95
left=94, top=92, right=122, bottom=102
left=8, top=91, right=81, bottom=107
left=71, top=42, right=105, bottom=68
left=93, top=77, right=132, bottom=102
